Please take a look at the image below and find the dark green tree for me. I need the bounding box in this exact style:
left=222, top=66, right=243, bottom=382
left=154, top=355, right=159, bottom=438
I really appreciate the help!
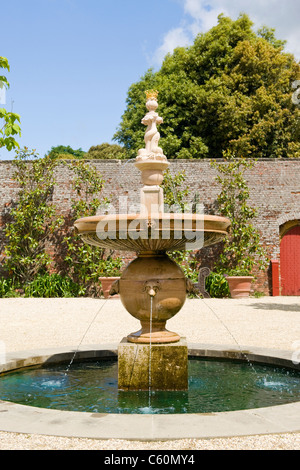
left=114, top=14, right=300, bottom=159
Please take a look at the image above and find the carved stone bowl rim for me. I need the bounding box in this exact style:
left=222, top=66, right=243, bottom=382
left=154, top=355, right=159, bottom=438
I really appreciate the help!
left=74, top=213, right=231, bottom=232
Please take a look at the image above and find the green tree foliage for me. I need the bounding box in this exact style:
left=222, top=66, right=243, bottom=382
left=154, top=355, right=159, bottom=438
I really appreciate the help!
left=114, top=14, right=300, bottom=159
left=47, top=143, right=129, bottom=160
left=2, top=151, right=123, bottom=295
left=85, top=143, right=128, bottom=159
left=3, top=149, right=63, bottom=284
left=211, top=152, right=268, bottom=275
left=56, top=160, right=123, bottom=296
left=0, top=56, right=21, bottom=151
left=161, top=169, right=189, bottom=211
left=161, top=169, right=198, bottom=284
left=47, top=145, right=86, bottom=159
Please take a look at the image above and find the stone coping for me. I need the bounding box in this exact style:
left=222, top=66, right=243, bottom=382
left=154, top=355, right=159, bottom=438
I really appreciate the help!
left=0, top=343, right=299, bottom=440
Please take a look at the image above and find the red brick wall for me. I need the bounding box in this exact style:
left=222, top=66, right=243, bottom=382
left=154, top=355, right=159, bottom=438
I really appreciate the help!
left=1, top=158, right=300, bottom=295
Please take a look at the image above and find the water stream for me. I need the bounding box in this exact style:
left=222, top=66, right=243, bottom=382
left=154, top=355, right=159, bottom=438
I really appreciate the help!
left=148, top=295, right=153, bottom=408
left=199, top=295, right=259, bottom=373
left=65, top=300, right=108, bottom=374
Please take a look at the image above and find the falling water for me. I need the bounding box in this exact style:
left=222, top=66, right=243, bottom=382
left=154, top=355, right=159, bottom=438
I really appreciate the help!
left=65, top=300, right=108, bottom=374
left=200, top=295, right=259, bottom=373
left=148, top=295, right=153, bottom=408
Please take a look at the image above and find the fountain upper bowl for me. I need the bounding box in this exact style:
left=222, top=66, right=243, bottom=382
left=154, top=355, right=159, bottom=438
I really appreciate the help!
left=74, top=213, right=230, bottom=252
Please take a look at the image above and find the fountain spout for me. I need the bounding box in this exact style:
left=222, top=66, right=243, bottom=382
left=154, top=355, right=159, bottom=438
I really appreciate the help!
left=148, top=288, right=156, bottom=297
left=143, top=281, right=160, bottom=297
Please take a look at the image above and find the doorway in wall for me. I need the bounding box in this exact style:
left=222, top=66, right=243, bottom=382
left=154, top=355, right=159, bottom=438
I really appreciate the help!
left=280, top=224, right=300, bottom=295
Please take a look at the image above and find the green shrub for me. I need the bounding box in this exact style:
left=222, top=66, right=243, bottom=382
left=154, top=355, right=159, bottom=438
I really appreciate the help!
left=211, top=153, right=268, bottom=276
left=2, top=149, right=63, bottom=285
left=205, top=272, right=230, bottom=298
left=24, top=273, right=85, bottom=298
left=0, top=277, right=20, bottom=298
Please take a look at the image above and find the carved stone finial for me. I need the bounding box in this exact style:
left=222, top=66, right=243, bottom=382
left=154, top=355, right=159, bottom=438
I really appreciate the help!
left=136, top=90, right=166, bottom=162
left=145, top=89, right=159, bottom=101
left=135, top=90, right=169, bottom=207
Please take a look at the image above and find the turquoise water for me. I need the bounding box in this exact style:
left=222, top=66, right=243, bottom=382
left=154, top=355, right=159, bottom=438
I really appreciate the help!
left=0, top=358, right=300, bottom=414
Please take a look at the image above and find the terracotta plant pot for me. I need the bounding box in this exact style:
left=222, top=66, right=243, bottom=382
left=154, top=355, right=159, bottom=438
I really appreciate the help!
left=99, top=277, right=120, bottom=299
left=226, top=276, right=253, bottom=299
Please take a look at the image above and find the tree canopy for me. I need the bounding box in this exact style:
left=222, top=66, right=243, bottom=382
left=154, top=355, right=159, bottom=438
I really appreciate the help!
left=47, top=143, right=128, bottom=160
left=113, top=14, right=300, bottom=159
left=47, top=145, right=86, bottom=159
left=85, top=143, right=127, bottom=159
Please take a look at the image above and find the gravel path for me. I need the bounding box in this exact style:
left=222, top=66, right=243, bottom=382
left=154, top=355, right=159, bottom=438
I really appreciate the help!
left=0, top=296, right=299, bottom=450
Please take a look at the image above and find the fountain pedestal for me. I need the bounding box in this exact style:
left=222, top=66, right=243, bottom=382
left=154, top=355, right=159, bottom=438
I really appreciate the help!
left=118, top=337, right=188, bottom=391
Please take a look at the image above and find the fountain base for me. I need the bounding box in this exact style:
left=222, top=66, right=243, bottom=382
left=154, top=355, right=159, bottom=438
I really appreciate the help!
left=118, top=337, right=188, bottom=391
left=127, top=320, right=180, bottom=343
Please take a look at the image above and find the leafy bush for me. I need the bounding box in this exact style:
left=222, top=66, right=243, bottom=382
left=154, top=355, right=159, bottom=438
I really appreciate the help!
left=211, top=152, right=268, bottom=276
left=97, top=258, right=124, bottom=277
left=0, top=277, right=20, bottom=298
left=205, top=272, right=230, bottom=298
left=170, top=250, right=198, bottom=285
left=2, top=151, right=124, bottom=297
left=2, top=148, right=63, bottom=284
left=57, top=160, right=124, bottom=295
left=24, top=273, right=85, bottom=298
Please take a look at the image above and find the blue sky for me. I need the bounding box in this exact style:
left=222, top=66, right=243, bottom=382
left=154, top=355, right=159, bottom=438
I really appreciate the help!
left=1, top=0, right=300, bottom=160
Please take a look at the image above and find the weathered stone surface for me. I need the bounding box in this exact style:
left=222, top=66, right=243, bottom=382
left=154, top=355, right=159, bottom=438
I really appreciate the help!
left=118, top=337, right=188, bottom=391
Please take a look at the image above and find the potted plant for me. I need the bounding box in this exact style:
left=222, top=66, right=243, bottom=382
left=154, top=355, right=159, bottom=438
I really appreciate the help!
left=223, top=270, right=255, bottom=299
left=98, top=257, right=124, bottom=299
left=211, top=152, right=268, bottom=299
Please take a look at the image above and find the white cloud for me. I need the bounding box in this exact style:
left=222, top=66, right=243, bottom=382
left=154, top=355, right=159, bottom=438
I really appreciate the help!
left=285, top=30, right=300, bottom=62
left=183, top=0, right=228, bottom=34
left=151, top=0, right=300, bottom=65
left=152, top=27, right=191, bottom=65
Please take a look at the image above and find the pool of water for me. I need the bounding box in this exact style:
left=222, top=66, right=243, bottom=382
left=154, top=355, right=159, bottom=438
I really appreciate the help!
left=1, top=358, right=300, bottom=414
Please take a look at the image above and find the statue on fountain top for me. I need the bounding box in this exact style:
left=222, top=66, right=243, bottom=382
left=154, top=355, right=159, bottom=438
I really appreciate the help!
left=136, top=90, right=167, bottom=162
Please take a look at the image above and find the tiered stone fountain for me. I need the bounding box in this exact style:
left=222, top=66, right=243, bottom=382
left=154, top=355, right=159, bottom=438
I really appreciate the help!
left=74, top=90, right=230, bottom=391
left=1, top=92, right=300, bottom=441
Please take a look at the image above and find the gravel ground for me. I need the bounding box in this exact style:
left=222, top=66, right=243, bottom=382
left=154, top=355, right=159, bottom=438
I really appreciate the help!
left=0, top=296, right=299, bottom=451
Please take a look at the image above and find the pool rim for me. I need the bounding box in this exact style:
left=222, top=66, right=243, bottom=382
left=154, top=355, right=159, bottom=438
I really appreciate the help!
left=0, top=342, right=300, bottom=440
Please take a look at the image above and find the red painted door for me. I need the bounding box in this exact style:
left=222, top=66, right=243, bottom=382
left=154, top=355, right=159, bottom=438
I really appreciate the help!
left=280, top=225, right=300, bottom=295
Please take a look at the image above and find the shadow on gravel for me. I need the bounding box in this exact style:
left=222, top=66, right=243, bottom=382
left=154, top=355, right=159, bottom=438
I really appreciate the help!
left=251, top=302, right=300, bottom=312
